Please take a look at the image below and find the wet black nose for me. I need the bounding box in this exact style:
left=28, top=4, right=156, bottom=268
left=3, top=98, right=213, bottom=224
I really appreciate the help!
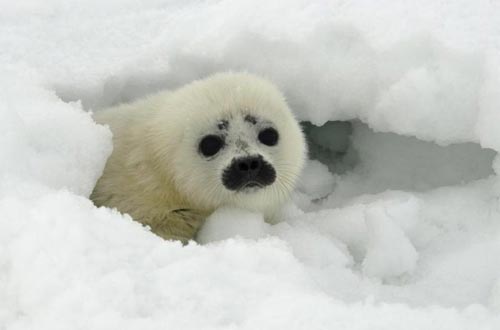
left=222, top=155, right=276, bottom=191
left=235, top=156, right=262, bottom=175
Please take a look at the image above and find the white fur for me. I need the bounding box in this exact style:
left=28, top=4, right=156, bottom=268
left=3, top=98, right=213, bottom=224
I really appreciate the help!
left=91, top=72, right=306, bottom=240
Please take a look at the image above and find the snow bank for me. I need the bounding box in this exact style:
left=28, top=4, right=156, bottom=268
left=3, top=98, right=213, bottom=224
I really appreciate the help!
left=2, top=0, right=500, bottom=329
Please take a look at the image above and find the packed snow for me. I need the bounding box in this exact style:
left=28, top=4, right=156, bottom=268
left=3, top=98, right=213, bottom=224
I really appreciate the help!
left=2, top=0, right=500, bottom=329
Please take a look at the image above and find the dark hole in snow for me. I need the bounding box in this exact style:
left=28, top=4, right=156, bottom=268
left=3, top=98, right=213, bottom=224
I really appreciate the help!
left=302, top=121, right=357, bottom=175
left=300, top=120, right=496, bottom=207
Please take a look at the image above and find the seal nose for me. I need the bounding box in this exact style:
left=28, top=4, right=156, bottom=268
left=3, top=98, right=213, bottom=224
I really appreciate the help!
left=222, top=155, right=276, bottom=191
left=236, top=156, right=262, bottom=176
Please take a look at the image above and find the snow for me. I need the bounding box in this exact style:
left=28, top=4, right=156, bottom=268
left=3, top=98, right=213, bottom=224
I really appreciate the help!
left=362, top=201, right=419, bottom=278
left=197, top=208, right=270, bottom=243
left=2, top=0, right=500, bottom=329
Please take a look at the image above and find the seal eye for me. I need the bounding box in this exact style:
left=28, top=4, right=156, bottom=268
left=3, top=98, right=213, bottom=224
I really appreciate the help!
left=199, top=135, right=224, bottom=157
left=258, top=128, right=279, bottom=146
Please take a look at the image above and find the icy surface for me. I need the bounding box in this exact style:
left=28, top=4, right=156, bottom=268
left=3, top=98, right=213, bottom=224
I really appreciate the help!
left=2, top=1, right=500, bottom=329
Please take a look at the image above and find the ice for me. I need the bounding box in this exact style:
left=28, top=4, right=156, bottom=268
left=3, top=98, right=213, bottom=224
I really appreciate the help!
left=2, top=0, right=500, bottom=328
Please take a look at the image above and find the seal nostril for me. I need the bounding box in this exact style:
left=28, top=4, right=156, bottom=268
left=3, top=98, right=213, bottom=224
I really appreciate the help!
left=234, top=156, right=263, bottom=174
left=250, top=160, right=259, bottom=170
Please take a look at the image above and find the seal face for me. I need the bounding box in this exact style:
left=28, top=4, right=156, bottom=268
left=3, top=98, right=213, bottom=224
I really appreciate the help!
left=166, top=74, right=307, bottom=214
left=193, top=108, right=286, bottom=198
left=197, top=112, right=281, bottom=193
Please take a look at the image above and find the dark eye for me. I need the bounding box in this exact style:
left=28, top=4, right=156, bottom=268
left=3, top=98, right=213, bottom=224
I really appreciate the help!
left=199, top=135, right=224, bottom=157
left=258, top=128, right=279, bottom=146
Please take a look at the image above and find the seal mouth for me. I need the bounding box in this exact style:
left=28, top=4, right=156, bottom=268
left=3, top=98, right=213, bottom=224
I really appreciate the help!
left=238, top=181, right=265, bottom=193
left=243, top=181, right=261, bottom=188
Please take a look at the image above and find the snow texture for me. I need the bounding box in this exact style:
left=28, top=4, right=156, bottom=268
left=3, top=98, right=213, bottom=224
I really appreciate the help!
left=2, top=0, right=500, bottom=329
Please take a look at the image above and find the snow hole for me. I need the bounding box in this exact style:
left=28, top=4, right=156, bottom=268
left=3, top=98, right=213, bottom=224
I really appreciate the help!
left=298, top=120, right=495, bottom=209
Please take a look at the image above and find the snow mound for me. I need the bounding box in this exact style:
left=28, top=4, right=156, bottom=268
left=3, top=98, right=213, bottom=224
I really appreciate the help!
left=197, top=207, right=270, bottom=243
left=362, top=201, right=419, bottom=278
left=2, top=0, right=500, bottom=329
